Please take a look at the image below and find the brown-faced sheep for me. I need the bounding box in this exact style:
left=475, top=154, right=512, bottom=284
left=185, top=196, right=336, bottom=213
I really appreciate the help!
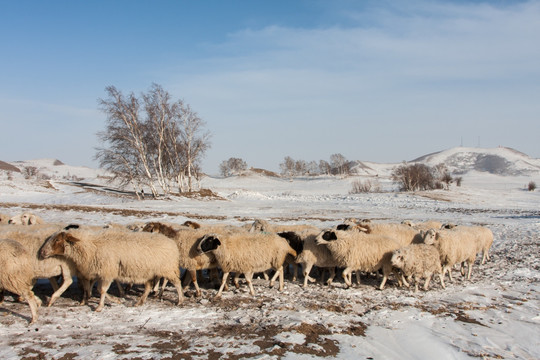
left=316, top=229, right=401, bottom=290
left=390, top=243, right=445, bottom=292
left=0, top=224, right=81, bottom=306
left=197, top=232, right=297, bottom=298
left=38, top=225, right=184, bottom=312
left=0, top=239, right=40, bottom=324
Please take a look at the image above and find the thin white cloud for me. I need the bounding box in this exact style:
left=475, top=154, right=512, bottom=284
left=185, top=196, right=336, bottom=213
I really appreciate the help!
left=166, top=1, right=540, bottom=170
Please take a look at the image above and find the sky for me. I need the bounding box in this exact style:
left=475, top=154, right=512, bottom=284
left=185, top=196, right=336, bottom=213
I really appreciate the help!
left=1, top=0, right=539, bottom=174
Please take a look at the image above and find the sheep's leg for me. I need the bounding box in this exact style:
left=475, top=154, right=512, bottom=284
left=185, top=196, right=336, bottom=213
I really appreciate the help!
left=135, top=281, right=153, bottom=307
left=292, top=264, right=298, bottom=282
left=23, top=287, right=39, bottom=325
left=445, top=265, right=454, bottom=282
left=342, top=268, right=352, bottom=287
left=423, top=273, right=432, bottom=291
left=166, top=275, right=184, bottom=305
left=215, top=272, right=230, bottom=299
left=187, top=269, right=201, bottom=297
left=302, top=263, right=316, bottom=288
left=355, top=271, right=361, bottom=286
left=414, top=275, right=419, bottom=293
left=233, top=273, right=241, bottom=289
left=269, top=267, right=282, bottom=288
left=79, top=278, right=93, bottom=306
left=466, top=261, right=473, bottom=280
left=262, top=271, right=269, bottom=281
left=460, top=262, right=466, bottom=276
left=379, top=268, right=389, bottom=290
left=182, top=271, right=193, bottom=291
left=95, top=279, right=113, bottom=312
left=278, top=267, right=285, bottom=291
left=326, top=267, right=336, bottom=285
left=439, top=273, right=446, bottom=289
left=244, top=272, right=256, bottom=295
left=48, top=277, right=60, bottom=292
left=48, top=274, right=74, bottom=307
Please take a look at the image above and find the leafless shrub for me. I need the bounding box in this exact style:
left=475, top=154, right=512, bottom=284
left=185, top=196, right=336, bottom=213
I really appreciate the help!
left=22, top=166, right=39, bottom=179
left=350, top=179, right=381, bottom=194
left=219, top=157, right=248, bottom=177
left=528, top=181, right=536, bottom=191
left=391, top=163, right=436, bottom=191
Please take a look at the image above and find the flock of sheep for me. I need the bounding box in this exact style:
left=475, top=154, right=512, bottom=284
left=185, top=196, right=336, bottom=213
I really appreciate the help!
left=0, top=211, right=494, bottom=325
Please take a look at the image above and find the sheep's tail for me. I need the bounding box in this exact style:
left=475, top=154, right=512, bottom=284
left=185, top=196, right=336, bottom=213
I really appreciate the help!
left=288, top=247, right=297, bottom=258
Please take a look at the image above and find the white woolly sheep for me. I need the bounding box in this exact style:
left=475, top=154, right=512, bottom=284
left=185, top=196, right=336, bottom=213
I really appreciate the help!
left=422, top=228, right=479, bottom=281
left=401, top=220, right=443, bottom=231
left=390, top=243, right=445, bottom=292
left=316, top=229, right=401, bottom=289
left=8, top=212, right=45, bottom=225
left=353, top=222, right=424, bottom=247
left=248, top=219, right=320, bottom=234
left=0, top=224, right=81, bottom=306
left=142, top=222, right=220, bottom=297
left=197, top=231, right=297, bottom=298
left=0, top=239, right=40, bottom=324
left=439, top=224, right=494, bottom=265
left=38, top=224, right=184, bottom=312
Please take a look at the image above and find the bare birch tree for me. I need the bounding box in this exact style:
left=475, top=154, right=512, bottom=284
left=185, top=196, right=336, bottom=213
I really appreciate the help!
left=96, top=84, right=211, bottom=196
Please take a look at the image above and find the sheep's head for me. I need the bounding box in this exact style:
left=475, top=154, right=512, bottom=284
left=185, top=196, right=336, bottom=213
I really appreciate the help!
left=390, top=250, right=405, bottom=268
left=183, top=220, right=201, bottom=229
left=39, top=230, right=80, bottom=259
left=316, top=230, right=339, bottom=245
left=401, top=220, right=414, bottom=227
left=441, top=223, right=457, bottom=229
left=197, top=234, right=221, bottom=253
left=422, top=229, right=438, bottom=245
left=249, top=219, right=269, bottom=233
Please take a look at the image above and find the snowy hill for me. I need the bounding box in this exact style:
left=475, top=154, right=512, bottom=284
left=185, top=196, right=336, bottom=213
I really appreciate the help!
left=410, top=146, right=540, bottom=176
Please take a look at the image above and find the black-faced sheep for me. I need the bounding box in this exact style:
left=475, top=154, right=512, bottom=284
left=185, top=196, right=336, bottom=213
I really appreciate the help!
left=289, top=230, right=339, bottom=288
left=0, top=239, right=40, bottom=324
left=142, top=221, right=219, bottom=297
left=38, top=225, right=184, bottom=312
left=197, top=232, right=297, bottom=298
left=316, top=229, right=401, bottom=289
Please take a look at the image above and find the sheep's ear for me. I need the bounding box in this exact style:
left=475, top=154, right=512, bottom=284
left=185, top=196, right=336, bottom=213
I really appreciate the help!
left=64, top=234, right=80, bottom=244
left=336, top=224, right=349, bottom=231
left=322, top=231, right=338, bottom=241
left=64, top=224, right=80, bottom=231
left=28, top=215, right=36, bottom=225
left=357, top=226, right=369, bottom=233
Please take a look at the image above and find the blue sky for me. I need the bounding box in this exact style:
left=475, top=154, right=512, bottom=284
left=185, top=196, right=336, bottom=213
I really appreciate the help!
left=1, top=0, right=539, bottom=174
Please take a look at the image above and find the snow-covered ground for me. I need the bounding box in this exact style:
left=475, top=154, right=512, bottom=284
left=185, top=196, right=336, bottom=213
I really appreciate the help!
left=0, top=152, right=539, bottom=359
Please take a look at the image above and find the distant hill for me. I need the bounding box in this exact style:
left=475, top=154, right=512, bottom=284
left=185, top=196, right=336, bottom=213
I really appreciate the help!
left=0, top=160, right=20, bottom=172
left=349, top=147, right=540, bottom=177
left=411, top=147, right=540, bottom=176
